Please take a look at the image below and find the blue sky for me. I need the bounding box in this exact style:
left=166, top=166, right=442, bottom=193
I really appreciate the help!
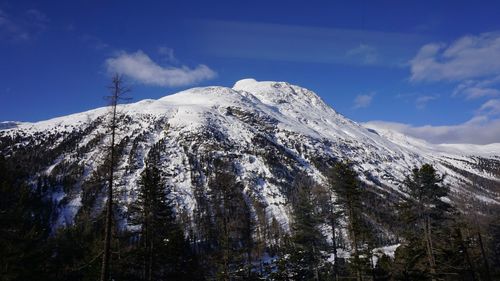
left=1, top=0, right=500, bottom=144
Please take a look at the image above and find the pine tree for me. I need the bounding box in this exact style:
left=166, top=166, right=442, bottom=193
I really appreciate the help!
left=396, top=164, right=451, bottom=281
left=329, top=161, right=365, bottom=281
left=208, top=159, right=254, bottom=280
left=313, top=181, right=343, bottom=281
left=128, top=148, right=202, bottom=280
left=0, top=155, right=53, bottom=281
left=286, top=174, right=325, bottom=281
left=48, top=218, right=104, bottom=281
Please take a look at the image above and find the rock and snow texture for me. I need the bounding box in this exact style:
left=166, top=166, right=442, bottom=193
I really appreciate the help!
left=1, top=78, right=499, bottom=231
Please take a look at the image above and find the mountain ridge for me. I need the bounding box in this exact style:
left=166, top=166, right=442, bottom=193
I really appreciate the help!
left=1, top=78, right=499, bottom=232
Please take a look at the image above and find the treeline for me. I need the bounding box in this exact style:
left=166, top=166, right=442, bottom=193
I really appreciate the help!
left=2, top=147, right=500, bottom=280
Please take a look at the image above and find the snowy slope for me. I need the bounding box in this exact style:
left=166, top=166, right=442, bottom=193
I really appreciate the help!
left=1, top=79, right=499, bottom=232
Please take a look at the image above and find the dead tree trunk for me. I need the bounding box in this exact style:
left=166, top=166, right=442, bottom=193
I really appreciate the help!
left=100, top=74, right=128, bottom=281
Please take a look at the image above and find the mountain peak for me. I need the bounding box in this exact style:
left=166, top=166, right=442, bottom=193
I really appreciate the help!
left=232, top=78, right=259, bottom=90
left=232, top=78, right=330, bottom=113
left=233, top=78, right=297, bottom=94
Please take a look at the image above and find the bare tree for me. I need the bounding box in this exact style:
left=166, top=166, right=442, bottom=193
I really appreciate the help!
left=100, top=74, right=130, bottom=281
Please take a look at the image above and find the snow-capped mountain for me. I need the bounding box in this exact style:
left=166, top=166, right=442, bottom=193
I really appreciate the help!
left=1, top=78, right=499, bottom=234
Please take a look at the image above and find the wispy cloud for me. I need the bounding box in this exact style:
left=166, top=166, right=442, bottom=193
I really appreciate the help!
left=477, top=99, right=500, bottom=116
left=25, top=9, right=49, bottom=27
left=415, top=95, right=438, bottom=109
left=157, top=46, right=178, bottom=63
left=395, top=92, right=439, bottom=109
left=346, top=44, right=378, bottom=65
left=105, top=50, right=216, bottom=87
left=190, top=20, right=425, bottom=66
left=0, top=8, right=48, bottom=41
left=410, top=32, right=500, bottom=82
left=353, top=93, right=374, bottom=109
left=452, top=75, right=500, bottom=99
left=80, top=34, right=109, bottom=50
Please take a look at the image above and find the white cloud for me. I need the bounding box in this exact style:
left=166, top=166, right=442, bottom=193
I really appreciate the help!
left=364, top=118, right=500, bottom=145
left=105, top=50, right=216, bottom=87
left=364, top=98, right=500, bottom=144
left=353, top=93, right=374, bottom=109
left=410, top=32, right=500, bottom=82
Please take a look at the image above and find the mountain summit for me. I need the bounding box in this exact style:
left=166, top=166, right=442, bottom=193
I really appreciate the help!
left=1, top=79, right=499, bottom=231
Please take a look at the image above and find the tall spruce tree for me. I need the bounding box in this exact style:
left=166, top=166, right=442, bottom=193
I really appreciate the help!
left=329, top=161, right=365, bottom=281
left=287, top=175, right=325, bottom=281
left=128, top=146, right=201, bottom=280
left=396, top=164, right=451, bottom=281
